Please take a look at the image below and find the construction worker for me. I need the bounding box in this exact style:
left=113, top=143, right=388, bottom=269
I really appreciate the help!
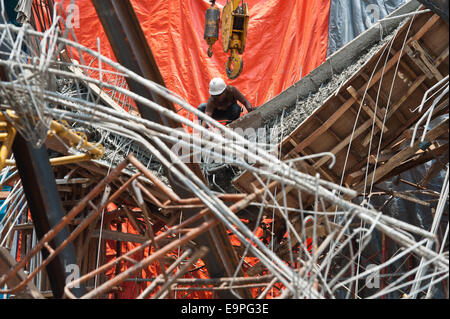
left=198, top=77, right=255, bottom=127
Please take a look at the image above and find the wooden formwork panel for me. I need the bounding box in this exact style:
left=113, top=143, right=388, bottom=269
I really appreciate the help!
left=234, top=12, right=449, bottom=207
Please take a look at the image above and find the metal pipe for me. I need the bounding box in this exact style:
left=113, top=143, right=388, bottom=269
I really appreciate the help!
left=0, top=157, right=130, bottom=293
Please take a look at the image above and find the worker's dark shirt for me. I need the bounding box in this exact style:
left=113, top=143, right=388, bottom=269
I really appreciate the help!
left=205, top=85, right=251, bottom=115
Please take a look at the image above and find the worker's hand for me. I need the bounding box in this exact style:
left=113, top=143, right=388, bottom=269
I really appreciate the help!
left=247, top=106, right=256, bottom=113
left=201, top=122, right=210, bottom=133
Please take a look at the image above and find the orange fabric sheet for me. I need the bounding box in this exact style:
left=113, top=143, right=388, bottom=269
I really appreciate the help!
left=66, top=0, right=331, bottom=298
left=72, top=0, right=330, bottom=115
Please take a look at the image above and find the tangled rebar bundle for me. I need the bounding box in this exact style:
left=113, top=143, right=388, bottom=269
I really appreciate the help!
left=0, top=0, right=448, bottom=299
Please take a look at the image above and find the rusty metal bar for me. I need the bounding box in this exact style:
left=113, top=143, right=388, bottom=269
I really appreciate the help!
left=0, top=158, right=130, bottom=294
left=64, top=176, right=273, bottom=298
left=0, top=152, right=257, bottom=297
left=66, top=217, right=219, bottom=299
left=128, top=154, right=180, bottom=202
left=131, top=179, right=171, bottom=294
left=137, top=248, right=194, bottom=299
left=151, top=247, right=209, bottom=299
left=134, top=179, right=247, bottom=212
left=10, top=133, right=84, bottom=298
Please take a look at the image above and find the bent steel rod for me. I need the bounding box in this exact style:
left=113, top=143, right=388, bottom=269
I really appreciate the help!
left=0, top=158, right=132, bottom=294
left=64, top=180, right=279, bottom=298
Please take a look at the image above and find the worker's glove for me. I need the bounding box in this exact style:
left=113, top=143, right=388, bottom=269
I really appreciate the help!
left=247, top=107, right=255, bottom=113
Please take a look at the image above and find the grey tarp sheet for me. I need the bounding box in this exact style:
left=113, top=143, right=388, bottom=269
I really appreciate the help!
left=327, top=0, right=408, bottom=56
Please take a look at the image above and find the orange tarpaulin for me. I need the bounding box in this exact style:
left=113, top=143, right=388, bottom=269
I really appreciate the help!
left=72, top=0, right=330, bottom=115
left=65, top=0, right=330, bottom=298
left=65, top=0, right=331, bottom=298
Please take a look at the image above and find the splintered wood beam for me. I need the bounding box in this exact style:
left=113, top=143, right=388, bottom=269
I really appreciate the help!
left=420, top=151, right=449, bottom=187
left=373, top=187, right=431, bottom=207
left=379, top=142, right=449, bottom=183
left=406, top=40, right=444, bottom=81
left=0, top=247, right=44, bottom=299
left=353, top=118, right=448, bottom=195
left=368, top=150, right=398, bottom=164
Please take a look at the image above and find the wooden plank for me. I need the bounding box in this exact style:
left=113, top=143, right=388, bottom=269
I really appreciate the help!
left=299, top=149, right=338, bottom=182
left=284, top=98, right=354, bottom=158
left=379, top=142, right=449, bottom=184
left=288, top=137, right=298, bottom=147
left=345, top=169, right=366, bottom=187
left=410, top=14, right=441, bottom=44
left=387, top=74, right=428, bottom=118
left=360, top=71, right=408, bottom=124
left=347, top=86, right=386, bottom=132
left=384, top=96, right=448, bottom=151
left=353, top=118, right=449, bottom=194
left=0, top=247, right=44, bottom=299
left=420, top=151, right=449, bottom=187
left=310, top=114, right=366, bottom=161
left=235, top=14, right=447, bottom=211
left=313, top=114, right=342, bottom=141
left=68, top=63, right=128, bottom=113
left=434, top=46, right=450, bottom=68
left=347, top=87, right=389, bottom=146
left=368, top=151, right=397, bottom=164
left=406, top=44, right=435, bottom=79
left=313, top=119, right=372, bottom=169
left=362, top=93, right=387, bottom=122
left=374, top=187, right=431, bottom=207
left=362, top=46, right=448, bottom=147
left=410, top=40, right=444, bottom=80
left=281, top=18, right=435, bottom=157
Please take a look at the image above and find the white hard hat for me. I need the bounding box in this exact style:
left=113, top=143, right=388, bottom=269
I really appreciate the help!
left=209, top=77, right=226, bottom=96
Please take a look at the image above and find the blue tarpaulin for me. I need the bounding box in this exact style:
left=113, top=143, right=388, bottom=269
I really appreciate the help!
left=327, top=0, right=407, bottom=56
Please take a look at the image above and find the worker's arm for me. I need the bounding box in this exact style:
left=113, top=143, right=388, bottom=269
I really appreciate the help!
left=202, top=101, right=215, bottom=128
left=230, top=86, right=254, bottom=112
